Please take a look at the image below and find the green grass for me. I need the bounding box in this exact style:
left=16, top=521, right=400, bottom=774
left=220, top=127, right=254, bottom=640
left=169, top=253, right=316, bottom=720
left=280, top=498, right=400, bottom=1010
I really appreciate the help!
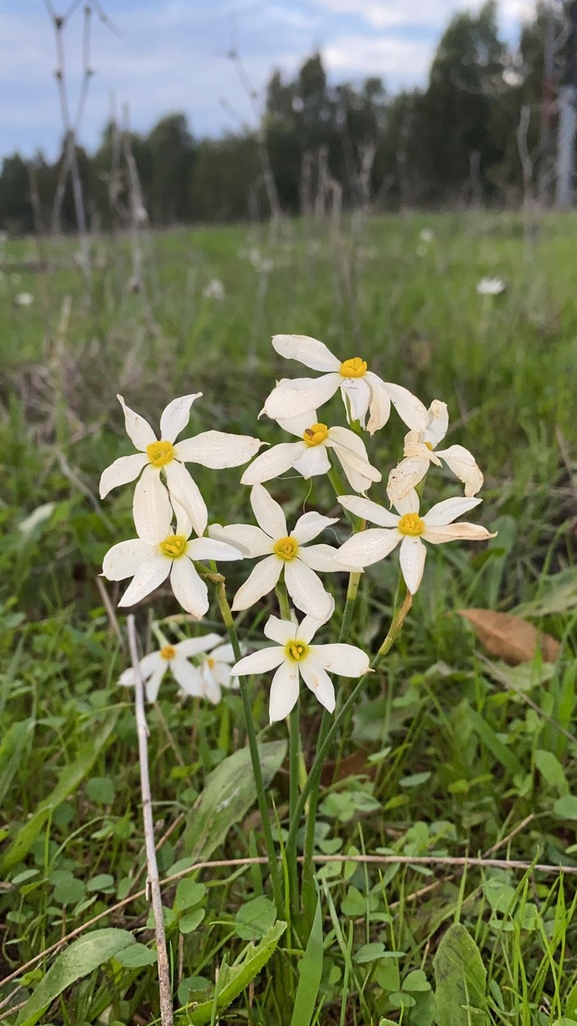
left=1, top=210, right=577, bottom=1025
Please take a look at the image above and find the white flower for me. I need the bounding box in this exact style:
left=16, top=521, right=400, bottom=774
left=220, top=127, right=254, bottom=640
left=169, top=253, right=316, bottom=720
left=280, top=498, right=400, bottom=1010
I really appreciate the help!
left=15, top=292, right=33, bottom=306
left=241, top=409, right=381, bottom=493
left=232, top=613, right=371, bottom=722
left=262, top=334, right=428, bottom=436
left=476, top=277, right=505, bottom=295
left=202, top=279, right=225, bottom=301
left=197, top=642, right=240, bottom=704
left=102, top=501, right=242, bottom=616
left=99, top=394, right=262, bottom=543
left=118, top=632, right=224, bottom=702
left=209, top=484, right=354, bottom=619
left=386, top=400, right=483, bottom=504
left=419, top=228, right=434, bottom=242
left=336, top=491, right=496, bottom=595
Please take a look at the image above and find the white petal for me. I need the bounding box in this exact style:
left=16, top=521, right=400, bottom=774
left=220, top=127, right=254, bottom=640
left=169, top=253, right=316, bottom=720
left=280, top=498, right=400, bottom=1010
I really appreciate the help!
left=269, top=660, right=300, bottom=721
left=208, top=523, right=272, bottom=557
left=241, top=442, right=303, bottom=485
left=250, top=484, right=286, bottom=539
left=233, top=646, right=286, bottom=676
left=175, top=431, right=262, bottom=468
left=399, top=536, right=427, bottom=594
left=292, top=444, right=331, bottom=479
left=117, top=394, right=157, bottom=451
left=386, top=457, right=430, bottom=505
left=145, top=665, right=167, bottom=703
left=424, top=523, right=496, bottom=544
left=159, top=393, right=202, bottom=442
left=338, top=494, right=399, bottom=527
left=171, top=655, right=208, bottom=698
left=311, top=643, right=370, bottom=677
left=187, top=537, right=243, bottom=562
left=335, top=529, right=400, bottom=569
left=298, top=543, right=341, bottom=572
left=99, top=453, right=149, bottom=499
left=118, top=556, right=171, bottom=607
left=328, top=428, right=381, bottom=484
left=133, top=651, right=165, bottom=681
left=118, top=667, right=136, bottom=687
left=423, top=495, right=482, bottom=526
left=176, top=634, right=223, bottom=657
left=285, top=559, right=333, bottom=619
left=200, top=666, right=222, bottom=704
left=382, top=382, right=428, bottom=431
left=170, top=557, right=209, bottom=617
left=394, top=490, right=420, bottom=516
left=272, top=333, right=341, bottom=372
left=340, top=376, right=371, bottom=427
left=263, top=615, right=298, bottom=644
left=299, top=615, right=324, bottom=643
left=424, top=400, right=449, bottom=446
left=102, top=539, right=155, bottom=580
left=364, top=373, right=392, bottom=434
left=165, top=461, right=208, bottom=537
left=263, top=374, right=341, bottom=421
left=292, top=511, right=338, bottom=545
left=173, top=498, right=193, bottom=539
left=232, top=555, right=282, bottom=610
left=435, top=445, right=484, bottom=496
left=275, top=411, right=319, bottom=436
left=210, top=642, right=235, bottom=664
left=133, top=465, right=173, bottom=545
left=299, top=657, right=335, bottom=712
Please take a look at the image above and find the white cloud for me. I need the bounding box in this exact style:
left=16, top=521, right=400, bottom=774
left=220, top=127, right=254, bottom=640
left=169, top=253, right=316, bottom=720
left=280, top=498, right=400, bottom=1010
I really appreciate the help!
left=324, top=35, right=434, bottom=81
left=313, top=0, right=535, bottom=32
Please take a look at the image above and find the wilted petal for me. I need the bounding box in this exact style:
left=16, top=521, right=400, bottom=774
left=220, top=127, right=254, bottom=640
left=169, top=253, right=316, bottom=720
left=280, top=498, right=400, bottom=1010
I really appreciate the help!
left=424, top=400, right=449, bottom=446
left=241, top=442, right=303, bottom=485
left=435, top=445, right=484, bottom=496
left=176, top=634, right=223, bottom=657
left=250, top=484, right=287, bottom=539
left=292, top=511, right=338, bottom=545
left=263, top=374, right=341, bottom=421
left=383, top=382, right=428, bottom=431
left=159, top=393, right=203, bottom=443
left=285, top=559, right=333, bottom=619
left=340, top=376, right=371, bottom=427
left=118, top=556, right=171, bottom=607
left=269, top=660, right=300, bottom=721
left=264, top=615, right=298, bottom=644
left=424, top=522, right=496, bottom=544
left=208, top=523, right=272, bottom=557
left=335, top=528, right=399, bottom=569
left=232, top=646, right=286, bottom=676
left=292, top=444, right=331, bottom=479
left=364, top=373, right=391, bottom=434
left=338, top=494, right=399, bottom=527
left=145, top=665, right=167, bottom=703
left=103, top=538, right=155, bottom=580
left=133, top=465, right=173, bottom=545
left=386, top=456, right=430, bottom=505
left=175, top=430, right=262, bottom=469
left=187, top=537, right=243, bottom=562
left=272, top=333, right=341, bottom=372
left=232, top=555, right=282, bottom=610
left=165, top=461, right=208, bottom=537
left=311, top=643, right=370, bottom=677
left=299, top=657, right=335, bottom=712
left=423, top=495, right=482, bottom=526
left=117, top=394, right=157, bottom=450
left=170, top=557, right=209, bottom=617
left=99, top=453, right=149, bottom=499
left=399, top=535, right=427, bottom=594
left=171, top=655, right=208, bottom=698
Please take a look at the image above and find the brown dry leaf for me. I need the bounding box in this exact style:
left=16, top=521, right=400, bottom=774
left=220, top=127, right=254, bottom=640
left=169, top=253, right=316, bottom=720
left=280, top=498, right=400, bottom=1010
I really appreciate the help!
left=320, top=748, right=374, bottom=786
left=457, top=608, right=560, bottom=664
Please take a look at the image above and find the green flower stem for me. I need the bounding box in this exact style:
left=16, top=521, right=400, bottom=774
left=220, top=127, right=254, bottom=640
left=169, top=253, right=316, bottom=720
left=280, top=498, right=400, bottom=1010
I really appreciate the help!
left=275, top=579, right=301, bottom=913
left=214, top=578, right=284, bottom=916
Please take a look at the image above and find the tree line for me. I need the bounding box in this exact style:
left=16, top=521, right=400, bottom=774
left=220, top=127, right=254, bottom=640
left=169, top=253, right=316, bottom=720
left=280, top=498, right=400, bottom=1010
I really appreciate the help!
left=0, top=1, right=568, bottom=234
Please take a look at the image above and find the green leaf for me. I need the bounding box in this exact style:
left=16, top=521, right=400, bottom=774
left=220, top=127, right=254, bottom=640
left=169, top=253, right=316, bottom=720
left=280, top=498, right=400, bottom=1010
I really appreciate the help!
left=354, top=942, right=387, bottom=963
left=535, top=750, right=568, bottom=795
left=0, top=720, right=34, bottom=805
left=179, top=908, right=205, bottom=934
left=1, top=712, right=119, bottom=873
left=114, top=943, right=158, bottom=968
left=183, top=740, right=287, bottom=862
left=403, top=969, right=431, bottom=992
left=86, top=776, right=116, bottom=805
left=174, top=879, right=206, bottom=913
left=290, top=895, right=323, bottom=1026
left=234, top=896, right=277, bottom=941
left=15, top=928, right=134, bottom=1026
left=433, top=923, right=487, bottom=1026
left=467, top=708, right=522, bottom=777
left=553, top=795, right=577, bottom=821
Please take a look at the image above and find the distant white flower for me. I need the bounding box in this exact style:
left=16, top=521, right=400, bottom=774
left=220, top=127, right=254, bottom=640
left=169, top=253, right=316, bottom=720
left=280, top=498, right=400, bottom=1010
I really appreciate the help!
left=476, top=277, right=505, bottom=295
left=197, top=642, right=240, bottom=704
left=241, top=409, right=381, bottom=493
left=15, top=292, right=33, bottom=306
left=99, top=394, right=262, bottom=543
left=118, top=632, right=224, bottom=702
left=419, top=228, right=434, bottom=242
left=262, top=334, right=427, bottom=436
left=102, top=501, right=242, bottom=616
left=387, top=400, right=483, bottom=504
left=209, top=483, right=354, bottom=619
left=202, top=279, right=225, bottom=301
left=336, top=491, right=495, bottom=594
left=247, top=248, right=273, bottom=273
left=232, top=613, right=371, bottom=722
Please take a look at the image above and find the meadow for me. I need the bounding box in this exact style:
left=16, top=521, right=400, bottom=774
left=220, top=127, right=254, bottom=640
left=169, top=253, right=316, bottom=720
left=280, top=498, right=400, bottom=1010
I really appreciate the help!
left=1, top=209, right=577, bottom=1025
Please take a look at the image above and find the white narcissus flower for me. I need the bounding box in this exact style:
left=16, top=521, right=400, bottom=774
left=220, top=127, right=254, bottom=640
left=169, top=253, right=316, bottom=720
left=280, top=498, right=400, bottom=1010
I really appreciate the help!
left=476, top=277, right=505, bottom=295
left=241, top=409, right=381, bottom=493
left=386, top=400, right=483, bottom=504
left=118, top=633, right=224, bottom=702
left=102, top=502, right=242, bottom=617
left=209, top=484, right=353, bottom=619
left=202, top=279, right=225, bottom=300
left=262, top=334, right=428, bottom=436
left=232, top=613, right=371, bottom=722
left=15, top=292, right=33, bottom=306
left=99, top=394, right=262, bottom=543
left=336, top=491, right=496, bottom=595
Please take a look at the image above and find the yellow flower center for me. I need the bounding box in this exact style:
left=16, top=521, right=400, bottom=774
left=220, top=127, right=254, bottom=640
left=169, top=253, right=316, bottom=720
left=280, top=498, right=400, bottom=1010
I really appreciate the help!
left=398, top=513, right=425, bottom=537
left=425, top=441, right=434, bottom=451
left=273, top=536, right=299, bottom=561
left=285, top=640, right=308, bottom=662
left=146, top=440, right=175, bottom=467
left=340, top=357, right=368, bottom=378
left=206, top=657, right=216, bottom=669
left=160, top=645, right=176, bottom=661
left=303, top=422, right=329, bottom=447
left=159, top=534, right=188, bottom=558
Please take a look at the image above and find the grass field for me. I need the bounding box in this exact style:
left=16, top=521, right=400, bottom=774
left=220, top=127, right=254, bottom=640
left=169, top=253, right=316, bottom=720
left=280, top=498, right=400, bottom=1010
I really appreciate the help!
left=1, top=210, right=577, bottom=1025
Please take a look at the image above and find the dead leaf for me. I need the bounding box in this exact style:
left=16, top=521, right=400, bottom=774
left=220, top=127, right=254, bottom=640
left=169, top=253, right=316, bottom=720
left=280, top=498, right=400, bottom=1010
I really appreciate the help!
left=320, top=748, right=375, bottom=786
left=456, top=608, right=560, bottom=665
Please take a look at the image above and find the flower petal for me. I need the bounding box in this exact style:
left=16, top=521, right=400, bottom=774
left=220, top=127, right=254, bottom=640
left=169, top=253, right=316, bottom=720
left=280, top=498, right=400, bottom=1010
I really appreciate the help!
left=424, top=400, right=449, bottom=446
left=250, top=484, right=286, bottom=539
left=263, top=374, right=341, bottom=420
left=338, top=494, right=399, bottom=527
left=119, top=651, right=163, bottom=686
left=99, top=453, right=149, bottom=499
left=299, top=656, right=335, bottom=712
left=133, top=465, right=173, bottom=545
left=211, top=642, right=236, bottom=664
left=298, top=543, right=341, bottom=572
left=159, top=393, right=203, bottom=442
left=200, top=666, right=222, bottom=704
left=311, top=643, right=370, bottom=677
left=269, top=660, right=300, bottom=721
left=285, top=558, right=333, bottom=619
left=394, top=490, right=420, bottom=516
left=272, top=333, right=341, bottom=372
left=145, top=664, right=167, bottom=703
left=240, top=442, right=303, bottom=485
left=118, top=556, right=171, bottom=607
left=435, top=445, right=484, bottom=496
left=292, top=511, right=338, bottom=545
left=117, top=394, right=157, bottom=450
left=170, top=656, right=207, bottom=698
left=233, top=646, right=286, bottom=676
left=335, top=528, right=400, bottom=569
left=264, top=615, right=298, bottom=644
left=299, top=615, right=324, bottom=643
left=187, top=537, right=243, bottom=562
left=170, top=557, right=209, bottom=617
left=176, top=634, right=223, bottom=657
left=382, top=382, right=428, bottom=431
left=423, top=495, right=482, bottom=526
left=102, top=539, right=155, bottom=580
left=291, top=444, right=331, bottom=479
left=276, top=411, right=319, bottom=436
left=399, top=535, right=427, bottom=594
left=364, top=373, right=392, bottom=434
left=232, top=554, right=282, bottom=610
left=386, top=456, right=430, bottom=505
left=424, top=522, right=496, bottom=544
left=340, top=376, right=371, bottom=427
left=165, top=461, right=208, bottom=537
left=208, top=523, right=273, bottom=557
left=328, top=427, right=381, bottom=485
left=175, top=430, right=262, bottom=468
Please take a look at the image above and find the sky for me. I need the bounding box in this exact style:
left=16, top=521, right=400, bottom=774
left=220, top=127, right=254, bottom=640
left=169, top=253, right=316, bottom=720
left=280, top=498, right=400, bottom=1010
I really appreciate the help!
left=1, top=0, right=536, bottom=161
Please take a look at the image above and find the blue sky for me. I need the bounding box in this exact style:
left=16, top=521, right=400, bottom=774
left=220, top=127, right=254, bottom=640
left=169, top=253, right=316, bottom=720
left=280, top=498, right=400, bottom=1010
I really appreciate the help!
left=1, top=0, right=534, bottom=160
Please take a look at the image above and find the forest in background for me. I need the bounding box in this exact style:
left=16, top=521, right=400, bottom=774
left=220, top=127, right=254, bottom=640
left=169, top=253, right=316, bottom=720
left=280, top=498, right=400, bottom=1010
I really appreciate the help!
left=0, top=1, right=569, bottom=233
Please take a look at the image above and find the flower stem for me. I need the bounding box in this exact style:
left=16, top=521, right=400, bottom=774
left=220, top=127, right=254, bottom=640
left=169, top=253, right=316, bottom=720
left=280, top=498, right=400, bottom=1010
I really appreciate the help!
left=275, top=579, right=301, bottom=913
left=214, top=578, right=284, bottom=915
